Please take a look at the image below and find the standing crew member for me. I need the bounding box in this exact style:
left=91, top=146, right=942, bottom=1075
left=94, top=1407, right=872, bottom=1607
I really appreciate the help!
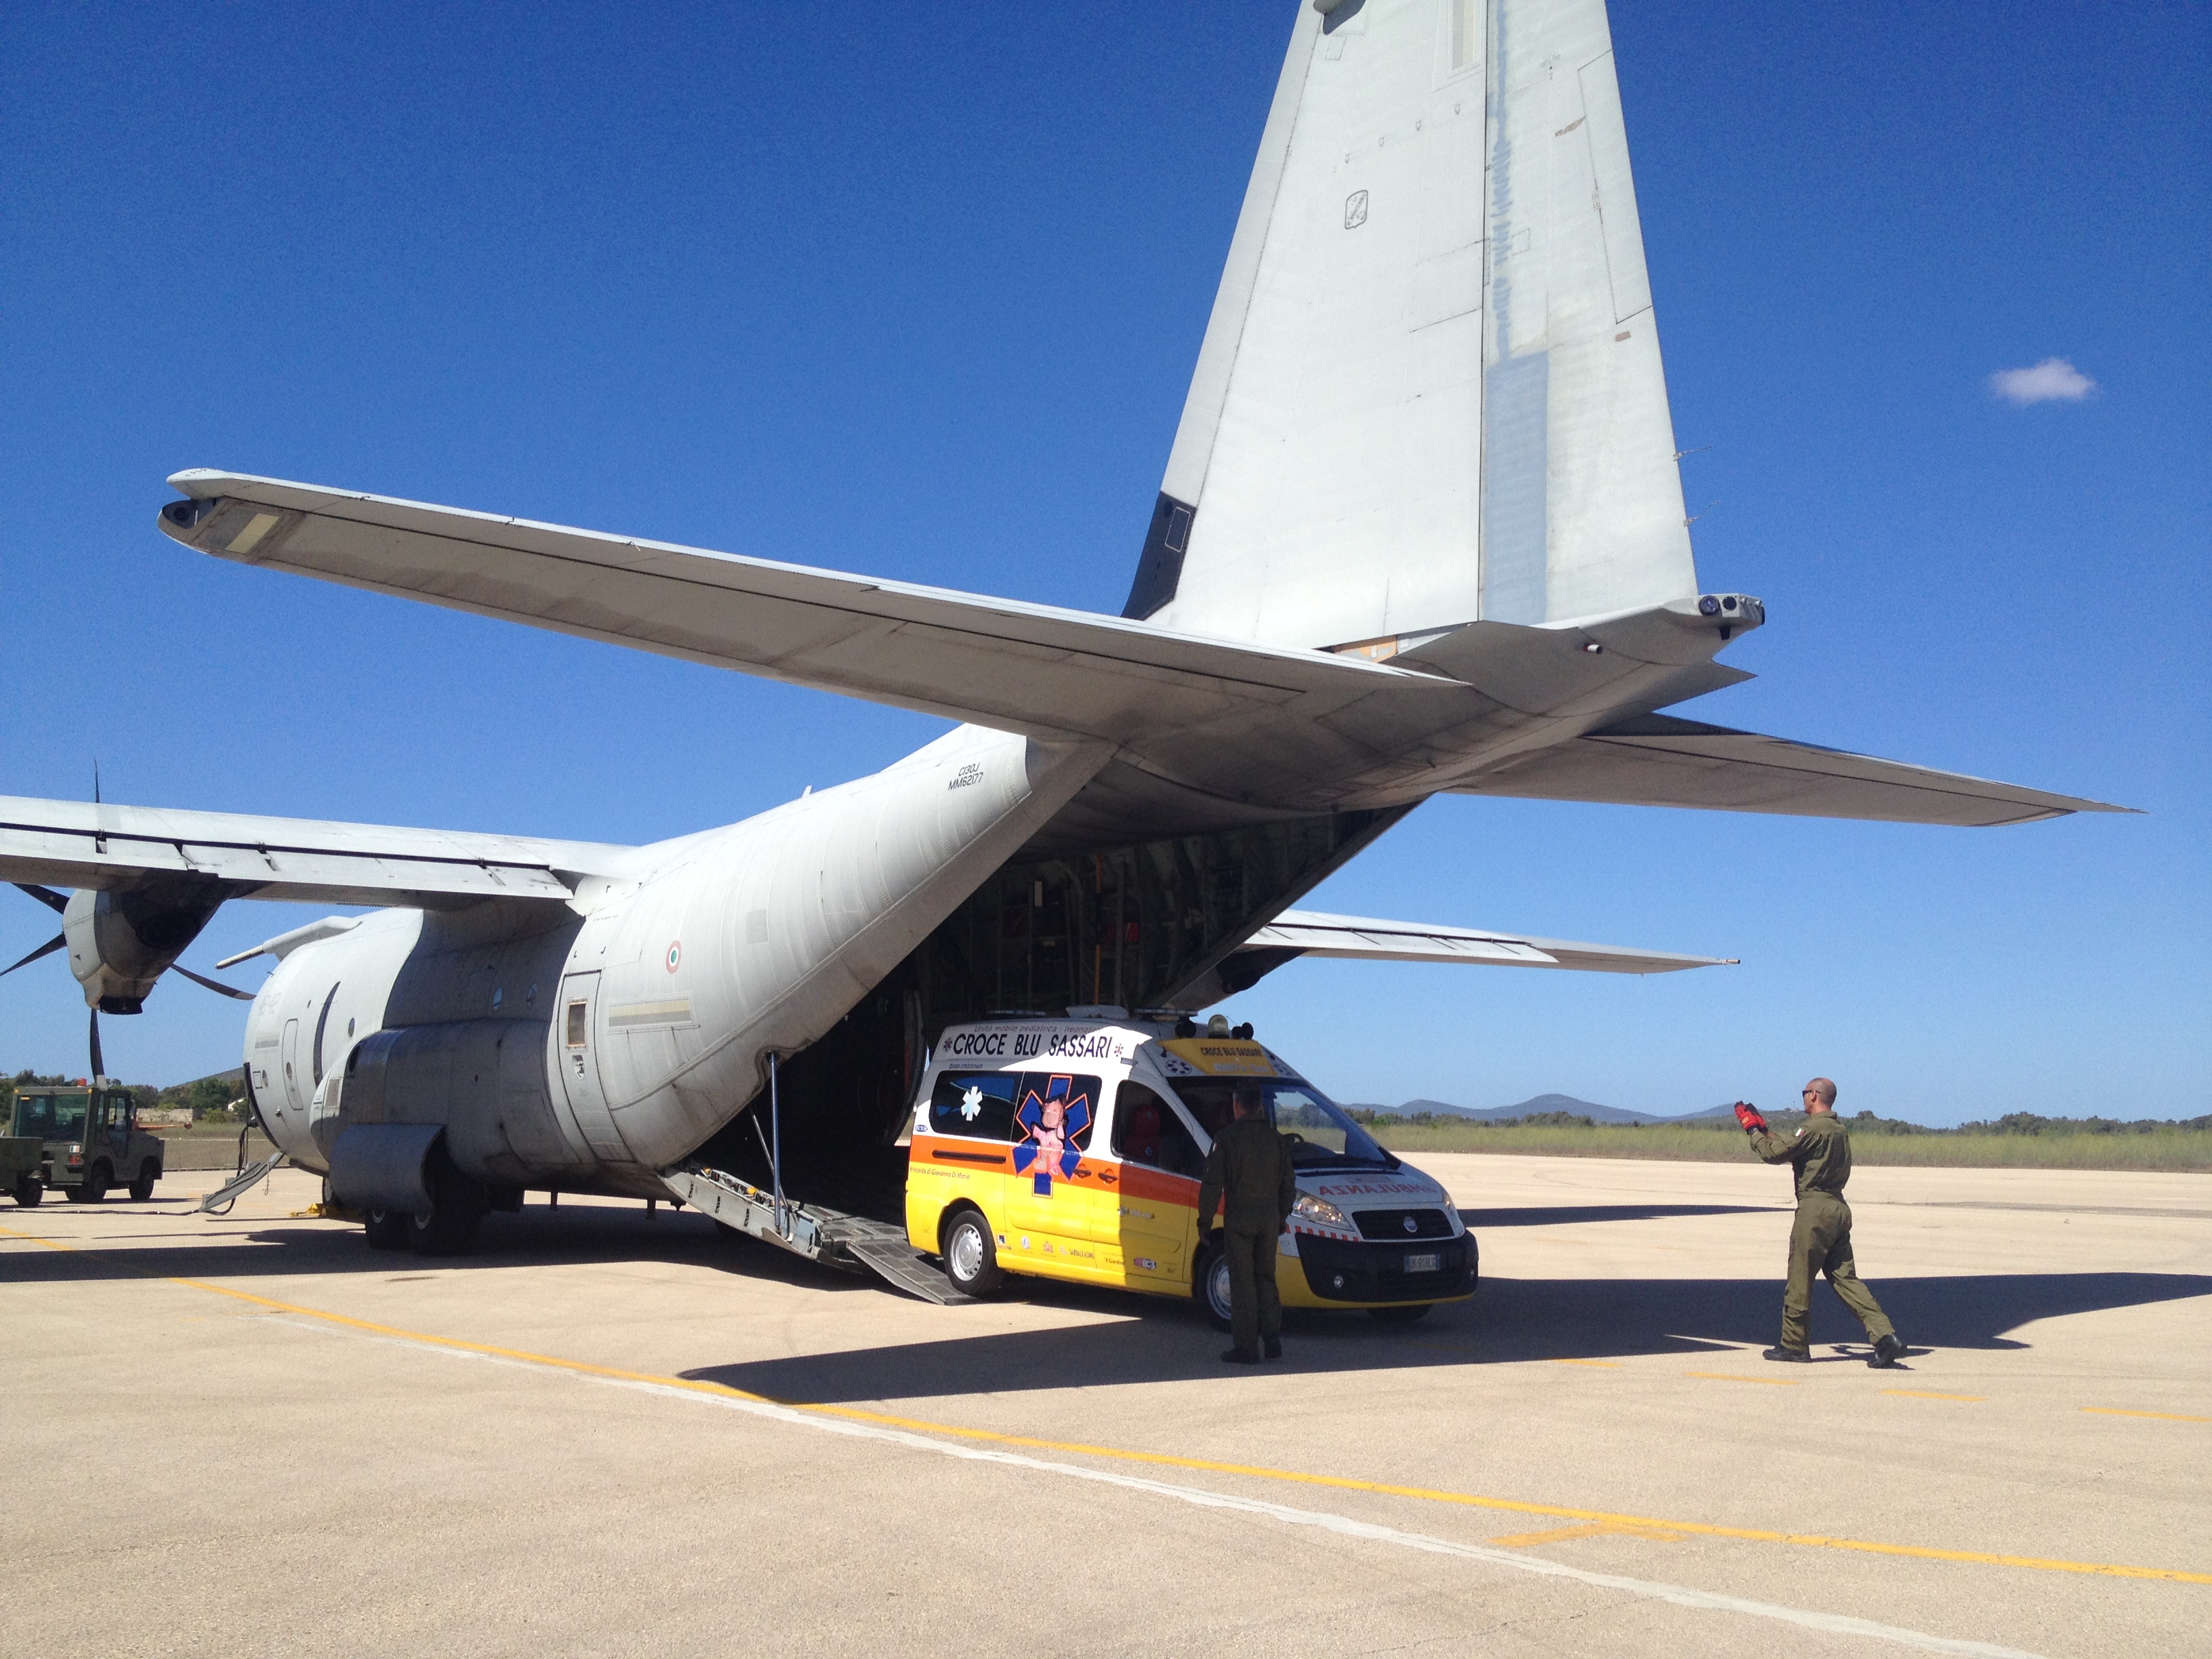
left=1197, top=1079, right=1297, bottom=1365
left=1736, top=1079, right=1904, bottom=1367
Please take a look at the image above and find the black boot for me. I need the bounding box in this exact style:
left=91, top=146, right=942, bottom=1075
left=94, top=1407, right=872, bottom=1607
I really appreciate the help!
left=1221, top=1347, right=1260, bottom=1365
left=1761, top=1345, right=1811, bottom=1362
left=1263, top=1335, right=1283, bottom=1361
left=1868, top=1334, right=1906, bottom=1368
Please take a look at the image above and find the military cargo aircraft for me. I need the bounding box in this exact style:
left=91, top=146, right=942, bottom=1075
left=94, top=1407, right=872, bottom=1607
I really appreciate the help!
left=0, top=0, right=2119, bottom=1256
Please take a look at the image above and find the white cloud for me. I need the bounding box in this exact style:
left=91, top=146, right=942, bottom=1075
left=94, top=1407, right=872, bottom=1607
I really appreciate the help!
left=1988, top=357, right=2097, bottom=406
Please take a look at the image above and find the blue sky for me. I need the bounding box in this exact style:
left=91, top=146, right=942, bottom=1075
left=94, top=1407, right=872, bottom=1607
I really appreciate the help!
left=2, top=3, right=2205, bottom=1122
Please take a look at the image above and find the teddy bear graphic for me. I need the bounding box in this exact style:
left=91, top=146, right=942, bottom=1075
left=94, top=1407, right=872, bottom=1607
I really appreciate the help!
left=1012, top=1075, right=1092, bottom=1197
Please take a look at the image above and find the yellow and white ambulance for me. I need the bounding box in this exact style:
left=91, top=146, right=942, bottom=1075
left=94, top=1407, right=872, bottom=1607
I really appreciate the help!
left=904, top=1013, right=1476, bottom=1323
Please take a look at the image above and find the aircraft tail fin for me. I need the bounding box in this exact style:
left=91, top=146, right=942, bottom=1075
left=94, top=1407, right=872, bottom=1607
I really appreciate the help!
left=1126, top=0, right=1696, bottom=651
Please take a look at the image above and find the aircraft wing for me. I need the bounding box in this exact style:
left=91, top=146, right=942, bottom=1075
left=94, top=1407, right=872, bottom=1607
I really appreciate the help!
left=1237, top=909, right=1732, bottom=976
left=157, top=471, right=1416, bottom=747
left=1448, top=715, right=2132, bottom=828
left=0, top=794, right=638, bottom=907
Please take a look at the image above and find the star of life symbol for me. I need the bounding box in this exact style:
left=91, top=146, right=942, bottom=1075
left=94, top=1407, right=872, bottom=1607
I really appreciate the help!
left=960, top=1084, right=985, bottom=1122
left=1013, top=1075, right=1093, bottom=1197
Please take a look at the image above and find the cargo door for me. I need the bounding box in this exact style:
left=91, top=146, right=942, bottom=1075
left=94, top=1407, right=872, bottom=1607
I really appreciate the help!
left=556, top=972, right=629, bottom=1162
left=1109, top=1080, right=1205, bottom=1287
left=1007, top=1071, right=1113, bottom=1281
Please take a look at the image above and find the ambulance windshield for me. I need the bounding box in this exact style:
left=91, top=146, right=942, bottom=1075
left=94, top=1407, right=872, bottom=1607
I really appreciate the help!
left=1170, top=1079, right=1395, bottom=1169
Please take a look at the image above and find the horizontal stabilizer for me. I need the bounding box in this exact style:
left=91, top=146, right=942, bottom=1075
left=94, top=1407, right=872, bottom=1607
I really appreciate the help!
left=1448, top=715, right=2131, bottom=827
left=1239, top=908, right=1732, bottom=977
left=0, top=794, right=638, bottom=907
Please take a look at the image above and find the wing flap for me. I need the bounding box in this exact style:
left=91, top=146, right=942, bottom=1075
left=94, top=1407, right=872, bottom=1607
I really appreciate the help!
left=0, top=795, right=635, bottom=907
left=1448, top=715, right=2130, bottom=827
left=1240, top=909, right=1732, bottom=977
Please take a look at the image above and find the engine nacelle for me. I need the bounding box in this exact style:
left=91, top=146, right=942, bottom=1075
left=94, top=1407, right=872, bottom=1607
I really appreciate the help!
left=64, top=876, right=226, bottom=1013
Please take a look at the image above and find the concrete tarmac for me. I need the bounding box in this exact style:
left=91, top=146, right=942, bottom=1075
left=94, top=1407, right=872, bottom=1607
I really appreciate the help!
left=2, top=1151, right=2205, bottom=1657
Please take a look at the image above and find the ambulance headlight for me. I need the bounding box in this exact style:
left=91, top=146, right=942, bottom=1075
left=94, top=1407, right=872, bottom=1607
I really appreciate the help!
left=1292, top=1193, right=1349, bottom=1229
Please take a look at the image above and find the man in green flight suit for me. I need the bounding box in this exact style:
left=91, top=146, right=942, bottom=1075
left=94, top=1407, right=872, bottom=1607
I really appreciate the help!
left=1197, top=1079, right=1298, bottom=1365
left=1735, top=1078, right=1906, bottom=1368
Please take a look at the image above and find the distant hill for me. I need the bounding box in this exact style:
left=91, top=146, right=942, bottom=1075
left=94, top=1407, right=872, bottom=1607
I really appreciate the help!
left=1351, top=1093, right=1746, bottom=1126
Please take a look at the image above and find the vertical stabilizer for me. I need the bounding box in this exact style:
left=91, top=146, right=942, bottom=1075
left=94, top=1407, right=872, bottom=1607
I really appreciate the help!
left=1126, top=0, right=1697, bottom=649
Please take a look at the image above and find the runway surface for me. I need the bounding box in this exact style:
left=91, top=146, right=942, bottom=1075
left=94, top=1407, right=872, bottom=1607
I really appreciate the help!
left=3, top=1151, right=2205, bottom=1656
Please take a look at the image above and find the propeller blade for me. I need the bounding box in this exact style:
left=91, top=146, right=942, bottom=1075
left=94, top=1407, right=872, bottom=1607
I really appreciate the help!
left=1, top=932, right=66, bottom=977
left=89, top=1008, right=104, bottom=1080
left=12, top=883, right=68, bottom=914
left=173, top=963, right=256, bottom=1002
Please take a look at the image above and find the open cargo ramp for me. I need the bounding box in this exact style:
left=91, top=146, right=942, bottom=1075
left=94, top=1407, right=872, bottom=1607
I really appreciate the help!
left=661, top=1164, right=973, bottom=1305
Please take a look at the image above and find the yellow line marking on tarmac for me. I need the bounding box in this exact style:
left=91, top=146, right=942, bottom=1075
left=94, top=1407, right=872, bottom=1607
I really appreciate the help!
left=2081, top=1408, right=2210, bottom=1423
left=1549, top=1358, right=1623, bottom=1368
left=5, top=1219, right=2210, bottom=1587
left=1686, top=1370, right=1801, bottom=1386
left=1883, top=1391, right=1985, bottom=1403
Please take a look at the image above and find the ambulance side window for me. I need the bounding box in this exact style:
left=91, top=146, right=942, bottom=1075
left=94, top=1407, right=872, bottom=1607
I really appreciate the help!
left=1111, top=1082, right=1203, bottom=1179
left=928, top=1072, right=1021, bottom=1142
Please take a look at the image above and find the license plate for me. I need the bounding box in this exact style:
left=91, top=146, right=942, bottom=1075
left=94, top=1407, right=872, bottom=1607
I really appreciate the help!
left=1404, top=1252, right=1439, bottom=1273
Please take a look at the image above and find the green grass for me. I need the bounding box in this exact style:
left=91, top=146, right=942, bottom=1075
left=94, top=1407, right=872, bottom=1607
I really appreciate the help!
left=1370, top=1122, right=2212, bottom=1172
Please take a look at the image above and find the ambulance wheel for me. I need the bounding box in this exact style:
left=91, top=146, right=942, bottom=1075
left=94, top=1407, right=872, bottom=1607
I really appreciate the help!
left=941, top=1209, right=1004, bottom=1296
left=129, top=1163, right=158, bottom=1202
left=13, top=1175, right=40, bottom=1207
left=363, top=1208, right=410, bottom=1251
left=1197, top=1248, right=1235, bottom=1332
left=1367, top=1303, right=1432, bottom=1325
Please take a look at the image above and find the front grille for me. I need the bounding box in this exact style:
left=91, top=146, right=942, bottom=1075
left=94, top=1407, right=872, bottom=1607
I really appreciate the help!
left=1297, top=1233, right=1474, bottom=1303
left=1352, top=1207, right=1456, bottom=1242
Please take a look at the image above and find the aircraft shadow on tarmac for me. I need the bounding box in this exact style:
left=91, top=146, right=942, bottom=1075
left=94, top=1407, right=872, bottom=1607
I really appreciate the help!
left=1460, top=1203, right=1784, bottom=1228
left=0, top=1202, right=878, bottom=1296
left=17, top=1204, right=2206, bottom=1395
left=680, top=1267, right=2212, bottom=1404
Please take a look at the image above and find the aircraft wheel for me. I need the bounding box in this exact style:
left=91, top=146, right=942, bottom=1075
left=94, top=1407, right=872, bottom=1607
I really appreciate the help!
left=129, top=1164, right=157, bottom=1202
left=409, top=1202, right=482, bottom=1256
left=941, top=1208, right=1004, bottom=1296
left=1197, top=1246, right=1235, bottom=1332
left=364, top=1208, right=410, bottom=1251
left=13, top=1175, right=41, bottom=1207
left=407, top=1160, right=485, bottom=1256
left=1367, top=1303, right=1432, bottom=1326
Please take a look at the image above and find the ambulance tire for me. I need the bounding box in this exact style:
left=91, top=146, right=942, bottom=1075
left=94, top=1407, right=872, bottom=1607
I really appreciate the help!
left=1197, top=1248, right=1235, bottom=1332
left=941, top=1208, right=1004, bottom=1297
left=1366, top=1303, right=1433, bottom=1325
